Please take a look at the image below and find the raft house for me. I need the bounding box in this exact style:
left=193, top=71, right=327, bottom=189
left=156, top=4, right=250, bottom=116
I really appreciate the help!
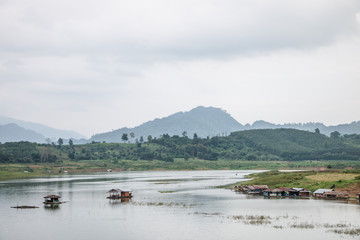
left=43, top=195, right=65, bottom=205
left=323, top=191, right=349, bottom=200
left=313, top=189, right=334, bottom=198
left=235, top=185, right=268, bottom=194
left=107, top=189, right=133, bottom=200
left=263, top=188, right=311, bottom=198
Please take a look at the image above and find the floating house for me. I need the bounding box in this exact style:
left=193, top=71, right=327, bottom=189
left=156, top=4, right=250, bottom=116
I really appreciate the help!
left=234, top=185, right=250, bottom=192
left=313, top=189, right=334, bottom=198
left=263, top=187, right=312, bottom=198
left=107, top=189, right=133, bottom=199
left=235, top=185, right=268, bottom=193
left=43, top=195, right=65, bottom=205
left=287, top=188, right=311, bottom=198
left=323, top=191, right=349, bottom=200
left=263, top=188, right=285, bottom=197
left=239, top=185, right=268, bottom=194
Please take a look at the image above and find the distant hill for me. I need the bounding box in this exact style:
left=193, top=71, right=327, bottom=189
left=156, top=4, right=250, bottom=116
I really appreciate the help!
left=227, top=128, right=356, bottom=160
left=244, top=120, right=360, bottom=136
left=1, top=107, right=359, bottom=144
left=0, top=115, right=86, bottom=141
left=0, top=123, right=46, bottom=143
left=90, top=106, right=243, bottom=143
left=90, top=106, right=360, bottom=143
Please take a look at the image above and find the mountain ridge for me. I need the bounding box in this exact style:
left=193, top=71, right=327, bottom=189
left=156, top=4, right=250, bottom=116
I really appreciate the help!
left=90, top=106, right=360, bottom=143
left=90, top=106, right=243, bottom=142
left=0, top=115, right=86, bottom=140
left=1, top=106, right=359, bottom=144
left=0, top=123, right=46, bottom=143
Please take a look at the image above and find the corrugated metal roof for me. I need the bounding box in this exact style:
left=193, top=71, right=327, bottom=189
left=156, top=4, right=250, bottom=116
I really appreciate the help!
left=313, top=189, right=334, bottom=194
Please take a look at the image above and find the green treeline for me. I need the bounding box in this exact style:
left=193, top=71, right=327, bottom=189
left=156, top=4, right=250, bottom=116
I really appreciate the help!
left=1, top=129, right=360, bottom=164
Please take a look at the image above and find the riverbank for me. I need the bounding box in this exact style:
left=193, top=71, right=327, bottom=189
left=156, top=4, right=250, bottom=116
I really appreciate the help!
left=1, top=159, right=360, bottom=181
left=226, top=170, right=360, bottom=198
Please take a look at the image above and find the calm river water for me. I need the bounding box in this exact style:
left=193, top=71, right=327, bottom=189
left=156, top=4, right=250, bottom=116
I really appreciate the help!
left=1, top=170, right=359, bottom=240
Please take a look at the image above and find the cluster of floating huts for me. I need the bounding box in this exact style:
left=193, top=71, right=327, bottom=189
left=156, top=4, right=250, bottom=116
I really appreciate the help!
left=235, top=185, right=350, bottom=200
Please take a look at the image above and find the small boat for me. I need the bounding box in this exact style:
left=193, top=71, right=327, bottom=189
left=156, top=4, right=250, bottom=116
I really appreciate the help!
left=107, top=189, right=133, bottom=200
left=43, top=195, right=66, bottom=205
left=11, top=205, right=39, bottom=209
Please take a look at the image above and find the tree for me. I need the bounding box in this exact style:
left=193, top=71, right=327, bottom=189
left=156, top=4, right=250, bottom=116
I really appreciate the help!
left=121, top=133, right=128, bottom=143
left=193, top=133, right=200, bottom=144
left=182, top=131, right=188, bottom=138
left=57, top=138, right=63, bottom=148
left=315, top=128, right=320, bottom=134
left=69, top=139, right=74, bottom=147
left=147, top=135, right=153, bottom=142
left=130, top=132, right=135, bottom=141
left=330, top=131, right=341, bottom=139
left=140, top=136, right=144, bottom=143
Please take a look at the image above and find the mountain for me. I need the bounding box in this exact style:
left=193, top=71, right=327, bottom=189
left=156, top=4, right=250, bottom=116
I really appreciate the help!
left=90, top=106, right=243, bottom=143
left=0, top=123, right=46, bottom=143
left=0, top=115, right=86, bottom=140
left=90, top=106, right=360, bottom=143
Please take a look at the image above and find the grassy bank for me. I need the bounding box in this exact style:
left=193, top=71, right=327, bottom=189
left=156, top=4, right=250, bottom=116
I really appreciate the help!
left=228, top=170, right=360, bottom=197
left=1, top=159, right=360, bottom=181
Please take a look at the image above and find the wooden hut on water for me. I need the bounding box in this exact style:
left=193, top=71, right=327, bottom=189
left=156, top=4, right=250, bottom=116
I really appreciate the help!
left=235, top=185, right=268, bottom=193
left=43, top=195, right=65, bottom=205
left=263, top=188, right=285, bottom=197
left=287, top=188, right=311, bottom=198
left=243, top=185, right=268, bottom=194
left=107, top=189, right=133, bottom=200
left=313, top=189, right=334, bottom=198
left=323, top=191, right=349, bottom=200
left=263, top=188, right=311, bottom=198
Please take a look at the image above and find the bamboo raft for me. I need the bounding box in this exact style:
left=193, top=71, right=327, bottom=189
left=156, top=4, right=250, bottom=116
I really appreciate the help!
left=11, top=206, right=39, bottom=209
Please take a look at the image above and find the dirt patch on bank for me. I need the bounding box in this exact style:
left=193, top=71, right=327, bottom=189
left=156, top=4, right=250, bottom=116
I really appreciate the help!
left=335, top=183, right=360, bottom=198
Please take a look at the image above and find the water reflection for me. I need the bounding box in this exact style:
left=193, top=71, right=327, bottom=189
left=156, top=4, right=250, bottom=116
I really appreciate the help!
left=108, top=198, right=132, bottom=204
left=44, top=205, right=60, bottom=211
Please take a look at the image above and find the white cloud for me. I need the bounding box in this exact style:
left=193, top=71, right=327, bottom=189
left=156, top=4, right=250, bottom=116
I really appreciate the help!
left=0, top=0, right=360, bottom=136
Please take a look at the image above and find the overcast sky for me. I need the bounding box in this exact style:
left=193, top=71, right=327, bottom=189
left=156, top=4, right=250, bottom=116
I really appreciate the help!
left=1, top=0, right=360, bottom=137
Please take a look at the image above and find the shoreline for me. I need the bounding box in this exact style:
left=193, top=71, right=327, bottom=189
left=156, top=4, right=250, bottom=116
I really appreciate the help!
left=224, top=170, right=360, bottom=198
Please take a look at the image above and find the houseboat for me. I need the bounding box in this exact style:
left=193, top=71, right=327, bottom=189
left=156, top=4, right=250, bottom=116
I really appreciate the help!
left=107, top=189, right=133, bottom=200
left=313, top=189, right=334, bottom=198
left=263, top=188, right=285, bottom=197
left=236, top=185, right=268, bottom=194
left=43, top=195, right=65, bottom=205
left=323, top=191, right=349, bottom=200
left=287, top=188, right=312, bottom=198
left=263, top=188, right=312, bottom=198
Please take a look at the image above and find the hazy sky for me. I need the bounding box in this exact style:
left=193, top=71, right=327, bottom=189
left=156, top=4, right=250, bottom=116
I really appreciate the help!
left=1, top=0, right=360, bottom=137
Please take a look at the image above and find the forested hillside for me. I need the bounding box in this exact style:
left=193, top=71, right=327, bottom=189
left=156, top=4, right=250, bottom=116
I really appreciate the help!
left=1, top=129, right=360, bottom=164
